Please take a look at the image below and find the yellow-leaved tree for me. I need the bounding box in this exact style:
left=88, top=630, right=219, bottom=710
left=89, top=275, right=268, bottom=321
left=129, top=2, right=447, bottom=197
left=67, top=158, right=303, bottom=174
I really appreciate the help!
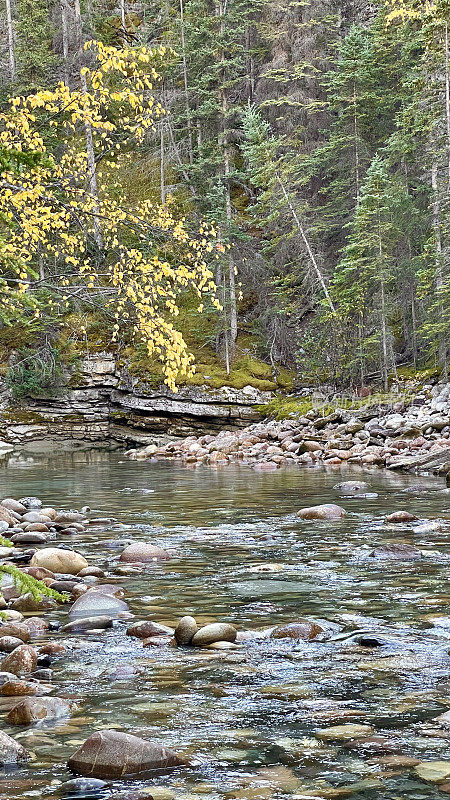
left=0, top=40, right=221, bottom=390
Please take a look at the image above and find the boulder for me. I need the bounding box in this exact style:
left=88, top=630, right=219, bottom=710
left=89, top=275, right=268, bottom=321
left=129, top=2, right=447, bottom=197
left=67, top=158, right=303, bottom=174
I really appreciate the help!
left=126, top=620, right=174, bottom=639
left=1, top=680, right=52, bottom=696
left=0, top=730, right=30, bottom=765
left=30, top=547, right=88, bottom=575
left=175, top=616, right=198, bottom=646
left=0, top=636, right=23, bottom=653
left=1, top=645, right=37, bottom=675
left=0, top=507, right=15, bottom=527
left=270, top=620, right=323, bottom=641
left=119, top=543, right=170, bottom=563
left=298, top=504, right=346, bottom=520
left=67, top=729, right=185, bottom=778
left=0, top=623, right=31, bottom=643
left=191, top=623, right=237, bottom=647
left=1, top=499, right=27, bottom=515
left=69, top=590, right=129, bottom=618
left=7, top=696, right=72, bottom=725
left=385, top=511, right=419, bottom=523
left=369, top=543, right=422, bottom=560
left=12, top=593, right=58, bottom=613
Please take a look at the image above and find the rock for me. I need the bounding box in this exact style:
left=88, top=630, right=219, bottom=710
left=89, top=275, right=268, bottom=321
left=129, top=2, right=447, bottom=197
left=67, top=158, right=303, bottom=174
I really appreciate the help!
left=39, top=641, right=66, bottom=655
left=333, top=481, right=369, bottom=493
left=270, top=620, right=323, bottom=641
left=1, top=645, right=37, bottom=675
left=386, top=511, right=419, bottom=523
left=317, top=724, right=374, bottom=741
left=7, top=696, right=72, bottom=724
left=12, top=592, right=58, bottom=613
left=119, top=543, right=170, bottom=563
left=0, top=507, right=15, bottom=527
left=55, top=512, right=85, bottom=525
left=77, top=567, right=105, bottom=578
left=435, top=711, right=450, bottom=727
left=0, top=623, right=31, bottom=642
left=60, top=616, right=113, bottom=633
left=67, top=729, right=185, bottom=778
left=69, top=590, right=129, bottom=618
left=126, top=620, right=174, bottom=639
left=24, top=617, right=49, bottom=636
left=11, top=532, right=48, bottom=544
left=369, top=543, right=422, bottom=560
left=2, top=499, right=27, bottom=514
left=191, top=623, right=237, bottom=647
left=0, top=636, right=23, bottom=653
left=414, top=761, right=450, bottom=783
left=1, top=680, right=52, bottom=696
left=0, top=730, right=31, bottom=765
left=142, top=635, right=173, bottom=647
left=18, top=497, right=42, bottom=509
left=175, top=616, right=198, bottom=646
left=60, top=777, right=108, bottom=797
left=297, top=504, right=346, bottom=520
left=30, top=547, right=88, bottom=575
left=21, top=512, right=52, bottom=524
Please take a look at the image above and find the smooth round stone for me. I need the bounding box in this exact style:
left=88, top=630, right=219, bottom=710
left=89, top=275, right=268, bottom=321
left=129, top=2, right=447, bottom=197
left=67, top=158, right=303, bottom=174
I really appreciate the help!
left=174, top=616, right=198, bottom=646
left=60, top=616, right=113, bottom=633
left=191, top=623, right=237, bottom=647
left=30, top=548, right=88, bottom=575
left=119, top=543, right=170, bottom=563
left=69, top=591, right=129, bottom=619
left=11, top=532, right=48, bottom=544
left=270, top=620, right=323, bottom=641
left=60, top=777, right=108, bottom=797
left=0, top=624, right=30, bottom=643
left=21, top=512, right=52, bottom=524
left=126, top=620, right=174, bottom=639
left=77, top=568, right=105, bottom=578
left=297, top=504, right=346, bottom=520
left=207, top=641, right=237, bottom=650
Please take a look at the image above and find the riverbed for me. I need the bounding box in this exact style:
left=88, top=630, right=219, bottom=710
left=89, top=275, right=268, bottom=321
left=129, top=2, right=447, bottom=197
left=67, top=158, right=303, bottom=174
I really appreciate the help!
left=1, top=450, right=450, bottom=799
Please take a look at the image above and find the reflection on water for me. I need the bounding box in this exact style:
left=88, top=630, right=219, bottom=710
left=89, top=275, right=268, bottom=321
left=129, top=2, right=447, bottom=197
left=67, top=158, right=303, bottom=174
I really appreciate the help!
left=0, top=450, right=449, bottom=799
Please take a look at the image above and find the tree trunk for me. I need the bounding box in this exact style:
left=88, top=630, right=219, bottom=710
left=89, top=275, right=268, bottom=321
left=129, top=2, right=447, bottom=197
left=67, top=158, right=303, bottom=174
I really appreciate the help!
left=431, top=163, right=448, bottom=378
left=179, top=0, right=193, bottom=164
left=5, top=0, right=15, bottom=82
left=445, top=22, right=450, bottom=188
left=74, top=0, right=103, bottom=250
left=276, top=175, right=336, bottom=314
left=61, top=0, right=69, bottom=85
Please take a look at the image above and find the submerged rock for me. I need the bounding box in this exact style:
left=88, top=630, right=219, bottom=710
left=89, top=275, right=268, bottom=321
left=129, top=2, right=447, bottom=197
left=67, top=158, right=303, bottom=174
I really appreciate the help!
left=270, top=620, right=323, bottom=641
left=60, top=777, right=108, bottom=797
left=317, top=723, right=374, bottom=741
left=67, top=729, right=185, bottom=778
left=297, top=504, right=346, bottom=520
left=333, top=481, right=369, bottom=493
left=60, top=616, right=113, bottom=633
left=369, top=543, right=422, bottom=560
left=414, top=761, right=450, bottom=783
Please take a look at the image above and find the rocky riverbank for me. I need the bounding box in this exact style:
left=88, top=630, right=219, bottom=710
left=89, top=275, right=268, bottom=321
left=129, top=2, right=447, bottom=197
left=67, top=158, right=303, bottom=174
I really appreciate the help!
left=127, top=382, right=450, bottom=478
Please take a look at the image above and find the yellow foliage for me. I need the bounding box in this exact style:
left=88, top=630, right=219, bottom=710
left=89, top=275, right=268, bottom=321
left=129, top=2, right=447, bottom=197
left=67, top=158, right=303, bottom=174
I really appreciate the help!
left=0, top=40, right=221, bottom=391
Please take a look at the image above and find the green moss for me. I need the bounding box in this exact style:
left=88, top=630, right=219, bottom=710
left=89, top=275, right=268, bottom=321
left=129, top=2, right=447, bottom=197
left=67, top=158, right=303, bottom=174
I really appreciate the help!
left=256, top=395, right=315, bottom=420
left=0, top=408, right=48, bottom=424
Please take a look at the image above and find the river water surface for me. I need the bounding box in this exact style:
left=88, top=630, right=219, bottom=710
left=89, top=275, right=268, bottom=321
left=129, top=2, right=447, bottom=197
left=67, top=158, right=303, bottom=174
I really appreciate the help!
left=0, top=450, right=450, bottom=799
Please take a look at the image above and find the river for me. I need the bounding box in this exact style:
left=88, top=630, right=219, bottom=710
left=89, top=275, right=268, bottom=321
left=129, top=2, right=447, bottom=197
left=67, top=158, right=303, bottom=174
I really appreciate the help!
left=0, top=449, right=449, bottom=799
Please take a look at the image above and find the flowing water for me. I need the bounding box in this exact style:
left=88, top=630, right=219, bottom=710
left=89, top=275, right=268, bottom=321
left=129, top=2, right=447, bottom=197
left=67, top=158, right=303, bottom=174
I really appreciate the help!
left=0, top=448, right=450, bottom=799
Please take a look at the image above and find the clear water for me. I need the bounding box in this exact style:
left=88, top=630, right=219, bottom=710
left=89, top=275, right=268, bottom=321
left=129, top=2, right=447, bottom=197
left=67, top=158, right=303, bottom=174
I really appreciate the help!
left=0, top=449, right=450, bottom=799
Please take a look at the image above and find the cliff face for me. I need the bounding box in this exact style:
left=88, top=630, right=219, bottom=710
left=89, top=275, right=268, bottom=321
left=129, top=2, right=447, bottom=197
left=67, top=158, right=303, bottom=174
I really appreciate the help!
left=0, top=354, right=272, bottom=446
